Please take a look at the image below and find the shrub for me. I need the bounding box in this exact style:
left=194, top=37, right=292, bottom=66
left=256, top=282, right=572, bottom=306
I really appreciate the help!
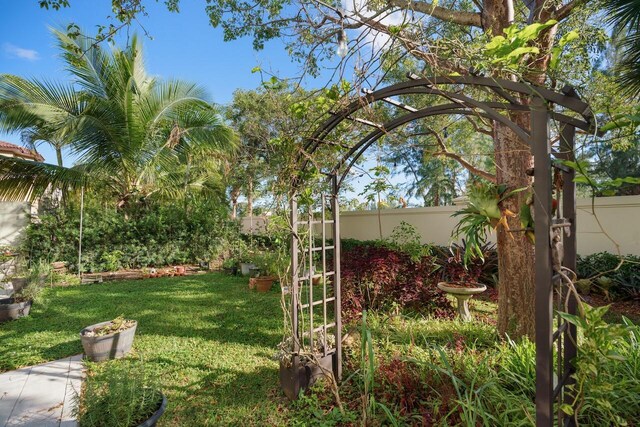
left=577, top=252, right=640, bottom=298
left=23, top=197, right=242, bottom=273
left=339, top=241, right=452, bottom=322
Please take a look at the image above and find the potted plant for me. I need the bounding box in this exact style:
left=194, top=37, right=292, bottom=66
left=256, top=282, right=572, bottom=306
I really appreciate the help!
left=74, top=360, right=166, bottom=427
left=435, top=243, right=488, bottom=322
left=222, top=258, right=238, bottom=275
left=80, top=316, right=138, bottom=362
left=0, top=261, right=48, bottom=323
left=251, top=252, right=278, bottom=293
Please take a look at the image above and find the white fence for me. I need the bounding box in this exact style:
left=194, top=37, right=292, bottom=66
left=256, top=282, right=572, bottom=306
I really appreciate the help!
left=241, top=195, right=640, bottom=256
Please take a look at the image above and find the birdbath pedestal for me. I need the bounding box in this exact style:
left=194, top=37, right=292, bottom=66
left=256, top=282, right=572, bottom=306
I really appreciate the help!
left=437, top=282, right=487, bottom=322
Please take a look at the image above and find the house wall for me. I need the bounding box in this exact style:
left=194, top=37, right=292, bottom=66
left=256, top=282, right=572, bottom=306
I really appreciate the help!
left=0, top=202, right=31, bottom=247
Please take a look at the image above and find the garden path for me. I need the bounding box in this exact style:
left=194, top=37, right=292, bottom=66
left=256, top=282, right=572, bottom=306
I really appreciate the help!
left=0, top=355, right=83, bottom=426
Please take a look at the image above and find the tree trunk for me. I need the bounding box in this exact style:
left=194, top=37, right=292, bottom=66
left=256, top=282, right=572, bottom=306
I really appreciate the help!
left=494, top=115, right=536, bottom=339
left=246, top=179, right=254, bottom=217
left=230, top=186, right=240, bottom=219
left=55, top=146, right=63, bottom=167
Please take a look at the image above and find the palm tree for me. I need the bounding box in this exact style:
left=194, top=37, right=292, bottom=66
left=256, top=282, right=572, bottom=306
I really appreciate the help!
left=606, top=0, right=640, bottom=98
left=0, top=29, right=235, bottom=207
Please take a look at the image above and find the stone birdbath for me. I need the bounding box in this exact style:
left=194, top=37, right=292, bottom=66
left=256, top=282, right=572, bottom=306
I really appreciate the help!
left=437, top=282, right=487, bottom=322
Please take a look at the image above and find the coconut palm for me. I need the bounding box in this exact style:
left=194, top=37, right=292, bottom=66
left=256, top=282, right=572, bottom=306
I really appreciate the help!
left=606, top=0, right=640, bottom=98
left=0, top=30, right=235, bottom=207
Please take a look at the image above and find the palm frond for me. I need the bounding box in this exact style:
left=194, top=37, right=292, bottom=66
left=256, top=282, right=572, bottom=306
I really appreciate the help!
left=606, top=0, right=640, bottom=98
left=0, top=157, right=86, bottom=202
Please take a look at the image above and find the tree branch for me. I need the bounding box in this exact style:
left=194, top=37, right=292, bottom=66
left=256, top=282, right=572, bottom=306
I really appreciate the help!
left=387, top=0, right=482, bottom=27
left=425, top=128, right=496, bottom=183
left=553, top=0, right=591, bottom=21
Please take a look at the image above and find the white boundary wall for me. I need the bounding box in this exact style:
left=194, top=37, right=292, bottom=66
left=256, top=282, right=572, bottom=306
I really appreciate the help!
left=339, top=195, right=640, bottom=256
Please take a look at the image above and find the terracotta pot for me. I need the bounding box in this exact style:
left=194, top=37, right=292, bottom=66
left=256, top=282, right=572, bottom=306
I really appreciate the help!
left=255, top=276, right=276, bottom=293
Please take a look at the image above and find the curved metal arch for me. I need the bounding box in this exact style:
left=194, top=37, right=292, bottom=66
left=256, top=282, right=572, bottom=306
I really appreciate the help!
left=305, top=75, right=592, bottom=151
left=298, top=76, right=594, bottom=188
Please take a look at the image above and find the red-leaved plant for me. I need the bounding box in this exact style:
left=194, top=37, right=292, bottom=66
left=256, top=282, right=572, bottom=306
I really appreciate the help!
left=339, top=242, right=452, bottom=322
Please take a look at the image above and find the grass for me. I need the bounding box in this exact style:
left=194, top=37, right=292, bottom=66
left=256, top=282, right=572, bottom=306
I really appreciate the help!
left=0, top=273, right=293, bottom=426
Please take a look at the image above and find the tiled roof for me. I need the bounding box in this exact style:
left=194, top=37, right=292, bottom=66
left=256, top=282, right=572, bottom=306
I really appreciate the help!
left=0, top=141, right=44, bottom=162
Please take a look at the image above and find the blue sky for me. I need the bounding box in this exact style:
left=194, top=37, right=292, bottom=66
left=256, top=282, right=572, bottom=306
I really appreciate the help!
left=0, top=1, right=323, bottom=165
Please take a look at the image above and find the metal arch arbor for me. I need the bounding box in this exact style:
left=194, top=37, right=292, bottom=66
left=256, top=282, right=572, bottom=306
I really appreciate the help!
left=283, top=75, right=593, bottom=426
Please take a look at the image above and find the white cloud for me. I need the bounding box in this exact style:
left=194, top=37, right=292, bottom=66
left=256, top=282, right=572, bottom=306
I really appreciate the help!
left=343, top=0, right=409, bottom=52
left=3, top=43, right=40, bottom=61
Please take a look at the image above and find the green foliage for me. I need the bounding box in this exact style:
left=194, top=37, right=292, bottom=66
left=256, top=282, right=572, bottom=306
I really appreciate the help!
left=291, top=382, right=358, bottom=426
left=577, top=252, right=640, bottom=298
left=23, top=198, right=241, bottom=273
left=74, top=359, right=163, bottom=427
left=482, top=20, right=558, bottom=70
left=13, top=260, right=51, bottom=303
left=386, top=221, right=431, bottom=262
left=560, top=305, right=640, bottom=425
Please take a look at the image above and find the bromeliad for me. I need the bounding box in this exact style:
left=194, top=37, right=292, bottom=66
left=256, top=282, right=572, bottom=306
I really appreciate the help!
left=452, top=182, right=523, bottom=263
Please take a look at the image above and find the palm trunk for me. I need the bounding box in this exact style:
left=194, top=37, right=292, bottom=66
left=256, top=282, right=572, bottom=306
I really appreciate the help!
left=55, top=146, right=63, bottom=167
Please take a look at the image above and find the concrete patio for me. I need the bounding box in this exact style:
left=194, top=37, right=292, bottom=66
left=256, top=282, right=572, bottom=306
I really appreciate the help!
left=0, top=355, right=83, bottom=427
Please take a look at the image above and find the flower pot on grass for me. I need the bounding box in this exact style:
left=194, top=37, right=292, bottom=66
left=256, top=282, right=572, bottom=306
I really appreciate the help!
left=80, top=317, right=137, bottom=362
left=0, top=297, right=32, bottom=323
left=74, top=360, right=166, bottom=427
left=240, top=262, right=256, bottom=276
left=255, top=276, right=276, bottom=293
left=437, top=282, right=486, bottom=322
left=136, top=393, right=167, bottom=427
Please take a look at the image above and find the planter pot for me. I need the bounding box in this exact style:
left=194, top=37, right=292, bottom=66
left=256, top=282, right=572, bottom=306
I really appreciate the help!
left=279, top=354, right=335, bottom=400
left=80, top=320, right=138, bottom=362
left=437, top=282, right=486, bottom=322
left=239, top=263, right=256, bottom=276
left=137, top=393, right=167, bottom=427
left=255, top=276, right=276, bottom=293
left=0, top=298, right=32, bottom=323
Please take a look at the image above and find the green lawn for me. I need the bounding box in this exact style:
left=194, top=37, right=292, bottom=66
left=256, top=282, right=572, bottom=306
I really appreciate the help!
left=0, top=273, right=293, bottom=426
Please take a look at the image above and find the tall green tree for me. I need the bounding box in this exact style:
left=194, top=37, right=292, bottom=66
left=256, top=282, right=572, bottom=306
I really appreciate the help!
left=0, top=30, right=235, bottom=209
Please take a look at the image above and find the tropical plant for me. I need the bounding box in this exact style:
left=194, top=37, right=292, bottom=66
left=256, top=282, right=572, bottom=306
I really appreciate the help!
left=451, top=182, right=520, bottom=263
left=0, top=29, right=235, bottom=208
left=605, top=0, right=640, bottom=98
